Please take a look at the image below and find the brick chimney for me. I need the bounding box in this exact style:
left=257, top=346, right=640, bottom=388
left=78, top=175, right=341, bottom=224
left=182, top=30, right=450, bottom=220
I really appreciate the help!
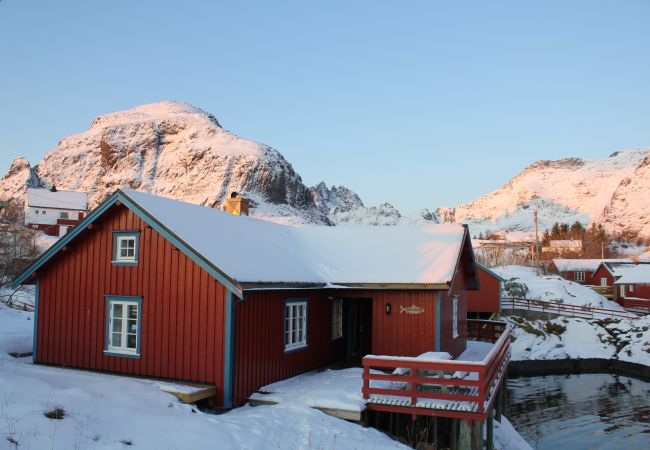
left=223, top=192, right=249, bottom=216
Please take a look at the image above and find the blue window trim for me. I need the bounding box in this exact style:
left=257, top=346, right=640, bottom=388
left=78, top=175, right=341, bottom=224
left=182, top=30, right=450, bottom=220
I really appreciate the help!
left=283, top=298, right=309, bottom=354
left=112, top=230, right=140, bottom=266
left=104, top=295, right=142, bottom=359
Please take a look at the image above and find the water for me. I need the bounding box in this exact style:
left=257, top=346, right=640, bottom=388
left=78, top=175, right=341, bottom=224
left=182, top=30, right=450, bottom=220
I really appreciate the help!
left=506, top=374, right=650, bottom=450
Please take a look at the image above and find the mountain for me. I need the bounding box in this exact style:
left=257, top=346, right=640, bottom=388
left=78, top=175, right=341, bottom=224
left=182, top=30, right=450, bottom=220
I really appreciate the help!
left=0, top=101, right=426, bottom=226
left=436, top=149, right=650, bottom=238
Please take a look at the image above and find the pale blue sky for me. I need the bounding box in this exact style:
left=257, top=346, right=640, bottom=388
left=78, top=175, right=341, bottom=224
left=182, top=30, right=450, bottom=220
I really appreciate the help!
left=1, top=1, right=649, bottom=212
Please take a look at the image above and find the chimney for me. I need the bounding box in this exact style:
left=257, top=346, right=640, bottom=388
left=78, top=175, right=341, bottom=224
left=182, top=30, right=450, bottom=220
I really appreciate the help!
left=223, top=192, right=249, bottom=216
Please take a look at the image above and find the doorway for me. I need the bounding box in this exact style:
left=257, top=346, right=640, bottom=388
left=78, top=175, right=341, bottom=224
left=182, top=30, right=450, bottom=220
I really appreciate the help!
left=344, top=298, right=373, bottom=359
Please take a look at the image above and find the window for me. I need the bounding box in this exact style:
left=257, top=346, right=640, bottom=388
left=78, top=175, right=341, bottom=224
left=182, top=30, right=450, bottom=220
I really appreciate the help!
left=112, top=231, right=140, bottom=265
left=630, top=285, right=635, bottom=293
left=452, top=296, right=459, bottom=339
left=600, top=277, right=608, bottom=287
left=60, top=211, right=69, bottom=219
left=620, top=285, right=626, bottom=298
left=575, top=272, right=585, bottom=282
left=331, top=298, right=343, bottom=340
left=105, top=296, right=141, bottom=357
left=284, top=300, right=307, bottom=351
left=34, top=209, right=39, bottom=214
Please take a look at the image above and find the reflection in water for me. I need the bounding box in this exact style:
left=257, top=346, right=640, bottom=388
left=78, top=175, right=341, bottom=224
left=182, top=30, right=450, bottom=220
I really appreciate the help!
left=507, top=374, right=650, bottom=450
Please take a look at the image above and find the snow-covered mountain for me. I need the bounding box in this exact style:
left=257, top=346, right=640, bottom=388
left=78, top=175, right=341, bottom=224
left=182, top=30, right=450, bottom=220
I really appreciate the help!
left=436, top=149, right=650, bottom=238
left=0, top=101, right=424, bottom=226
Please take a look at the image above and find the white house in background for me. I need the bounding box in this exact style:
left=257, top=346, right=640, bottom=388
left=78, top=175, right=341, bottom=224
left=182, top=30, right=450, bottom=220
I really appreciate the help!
left=25, top=188, right=88, bottom=237
left=542, top=239, right=583, bottom=255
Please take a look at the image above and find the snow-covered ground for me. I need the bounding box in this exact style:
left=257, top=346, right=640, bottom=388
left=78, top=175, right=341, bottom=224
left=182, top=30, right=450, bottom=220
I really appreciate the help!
left=507, top=315, right=650, bottom=366
left=493, top=265, right=624, bottom=310
left=0, top=300, right=530, bottom=449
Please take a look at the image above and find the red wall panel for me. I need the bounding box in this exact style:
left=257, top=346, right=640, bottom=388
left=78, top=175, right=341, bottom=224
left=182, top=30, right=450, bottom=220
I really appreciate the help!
left=233, top=290, right=346, bottom=405
left=467, top=267, right=500, bottom=313
left=36, top=205, right=227, bottom=401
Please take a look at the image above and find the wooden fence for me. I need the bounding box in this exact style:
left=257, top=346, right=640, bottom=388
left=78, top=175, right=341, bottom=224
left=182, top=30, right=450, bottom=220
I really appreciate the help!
left=501, top=296, right=637, bottom=319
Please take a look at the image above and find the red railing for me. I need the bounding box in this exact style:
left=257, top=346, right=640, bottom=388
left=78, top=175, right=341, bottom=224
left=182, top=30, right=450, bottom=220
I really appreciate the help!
left=501, top=296, right=637, bottom=319
left=622, top=297, right=650, bottom=313
left=361, top=320, right=510, bottom=420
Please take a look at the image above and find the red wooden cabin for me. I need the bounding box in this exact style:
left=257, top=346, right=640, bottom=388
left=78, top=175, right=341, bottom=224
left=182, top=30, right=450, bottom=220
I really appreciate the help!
left=549, top=259, right=630, bottom=285
left=467, top=263, right=503, bottom=319
left=15, top=189, right=484, bottom=408
left=614, top=264, right=650, bottom=312
left=593, top=261, right=650, bottom=303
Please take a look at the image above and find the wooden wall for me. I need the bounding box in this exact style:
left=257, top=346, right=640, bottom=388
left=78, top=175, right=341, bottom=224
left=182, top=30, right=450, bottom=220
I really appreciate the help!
left=36, top=205, right=227, bottom=403
left=233, top=290, right=346, bottom=405
left=467, top=267, right=501, bottom=314
left=440, top=264, right=468, bottom=358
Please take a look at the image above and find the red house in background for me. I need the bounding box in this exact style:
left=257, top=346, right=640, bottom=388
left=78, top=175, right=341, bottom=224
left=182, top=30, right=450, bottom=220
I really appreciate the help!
left=15, top=189, right=486, bottom=407
left=550, top=259, right=630, bottom=285
left=467, top=263, right=503, bottom=319
left=615, top=265, right=650, bottom=312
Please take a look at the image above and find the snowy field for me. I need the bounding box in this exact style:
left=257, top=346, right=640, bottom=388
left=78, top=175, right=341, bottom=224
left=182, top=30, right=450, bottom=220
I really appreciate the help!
left=493, top=265, right=624, bottom=310
left=507, top=315, right=650, bottom=366
left=0, top=301, right=531, bottom=450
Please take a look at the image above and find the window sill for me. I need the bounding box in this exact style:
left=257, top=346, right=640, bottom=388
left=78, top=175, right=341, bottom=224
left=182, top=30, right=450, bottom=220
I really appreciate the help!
left=104, top=350, right=140, bottom=359
left=111, top=260, right=138, bottom=267
left=284, top=344, right=308, bottom=354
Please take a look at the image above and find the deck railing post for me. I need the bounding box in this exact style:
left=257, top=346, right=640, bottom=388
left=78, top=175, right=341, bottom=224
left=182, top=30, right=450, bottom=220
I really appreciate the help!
left=410, top=366, right=417, bottom=406
left=362, top=361, right=369, bottom=400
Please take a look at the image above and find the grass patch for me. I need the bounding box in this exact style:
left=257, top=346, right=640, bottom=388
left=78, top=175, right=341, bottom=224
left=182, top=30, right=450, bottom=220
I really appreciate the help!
left=544, top=322, right=567, bottom=336
left=520, top=322, right=545, bottom=338
left=43, top=406, right=65, bottom=420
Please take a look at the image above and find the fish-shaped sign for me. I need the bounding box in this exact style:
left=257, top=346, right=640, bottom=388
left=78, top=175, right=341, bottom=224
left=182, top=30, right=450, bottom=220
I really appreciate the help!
left=400, top=305, right=425, bottom=315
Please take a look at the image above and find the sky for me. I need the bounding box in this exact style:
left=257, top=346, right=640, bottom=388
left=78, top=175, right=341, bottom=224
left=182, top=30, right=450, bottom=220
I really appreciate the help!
left=1, top=1, right=649, bottom=213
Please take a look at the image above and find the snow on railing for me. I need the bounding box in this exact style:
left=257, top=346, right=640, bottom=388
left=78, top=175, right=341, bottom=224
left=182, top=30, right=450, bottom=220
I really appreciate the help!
left=501, top=297, right=638, bottom=320
left=361, top=320, right=510, bottom=420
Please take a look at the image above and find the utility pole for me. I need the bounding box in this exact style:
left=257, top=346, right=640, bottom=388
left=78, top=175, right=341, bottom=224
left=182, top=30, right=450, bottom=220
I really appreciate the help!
left=534, top=209, right=541, bottom=274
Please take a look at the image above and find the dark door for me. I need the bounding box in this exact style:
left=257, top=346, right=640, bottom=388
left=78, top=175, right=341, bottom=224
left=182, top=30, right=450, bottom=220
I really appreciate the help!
left=345, top=299, right=373, bottom=359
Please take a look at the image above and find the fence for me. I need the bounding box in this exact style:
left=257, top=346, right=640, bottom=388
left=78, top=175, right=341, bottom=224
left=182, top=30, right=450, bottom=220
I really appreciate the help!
left=501, top=296, right=637, bottom=319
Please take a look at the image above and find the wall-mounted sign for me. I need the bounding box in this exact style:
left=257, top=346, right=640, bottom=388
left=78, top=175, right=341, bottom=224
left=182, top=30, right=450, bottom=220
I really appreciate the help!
left=400, top=305, right=425, bottom=315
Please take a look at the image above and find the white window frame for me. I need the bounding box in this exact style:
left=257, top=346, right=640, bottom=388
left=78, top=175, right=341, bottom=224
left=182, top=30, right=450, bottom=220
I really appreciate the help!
left=59, top=211, right=69, bottom=219
left=452, top=296, right=459, bottom=339
left=630, top=285, right=634, bottom=293
left=600, top=277, right=608, bottom=287
left=575, top=271, right=585, bottom=282
left=115, top=235, right=137, bottom=262
left=106, top=299, right=140, bottom=356
left=284, top=300, right=308, bottom=352
left=331, top=298, right=343, bottom=340
left=620, top=285, right=626, bottom=298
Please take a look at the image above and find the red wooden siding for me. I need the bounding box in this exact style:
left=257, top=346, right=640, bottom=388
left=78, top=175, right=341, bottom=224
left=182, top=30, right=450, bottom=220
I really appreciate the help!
left=550, top=262, right=597, bottom=285
left=233, top=290, right=346, bottom=405
left=622, top=283, right=650, bottom=301
left=593, top=265, right=614, bottom=287
left=36, top=205, right=228, bottom=402
left=467, top=267, right=501, bottom=314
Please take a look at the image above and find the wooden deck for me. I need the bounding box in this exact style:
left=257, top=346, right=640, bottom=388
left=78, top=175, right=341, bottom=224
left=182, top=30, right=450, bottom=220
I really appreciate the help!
left=362, top=320, right=510, bottom=421
left=157, top=382, right=217, bottom=403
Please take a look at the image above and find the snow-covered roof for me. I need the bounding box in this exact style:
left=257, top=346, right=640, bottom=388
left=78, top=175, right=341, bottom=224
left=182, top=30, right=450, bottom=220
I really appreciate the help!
left=603, top=261, right=650, bottom=278
left=122, top=189, right=468, bottom=287
left=27, top=188, right=87, bottom=211
left=552, top=258, right=630, bottom=273
left=614, top=264, right=650, bottom=284
left=549, top=240, right=582, bottom=249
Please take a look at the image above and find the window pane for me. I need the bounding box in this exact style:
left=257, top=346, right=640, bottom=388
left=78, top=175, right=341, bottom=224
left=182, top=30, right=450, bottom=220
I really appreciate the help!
left=112, top=317, right=122, bottom=333
left=128, top=319, right=138, bottom=333
left=126, top=334, right=137, bottom=349
left=111, top=332, right=121, bottom=347
left=113, top=303, right=123, bottom=318
left=128, top=305, right=138, bottom=320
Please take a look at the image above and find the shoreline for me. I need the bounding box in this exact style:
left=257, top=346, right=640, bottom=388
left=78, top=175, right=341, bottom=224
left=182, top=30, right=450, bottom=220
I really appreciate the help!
left=508, top=358, right=650, bottom=380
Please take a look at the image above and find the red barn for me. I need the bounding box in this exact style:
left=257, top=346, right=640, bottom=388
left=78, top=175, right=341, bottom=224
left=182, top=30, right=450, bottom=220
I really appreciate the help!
left=467, top=263, right=503, bottom=319
left=15, top=189, right=481, bottom=407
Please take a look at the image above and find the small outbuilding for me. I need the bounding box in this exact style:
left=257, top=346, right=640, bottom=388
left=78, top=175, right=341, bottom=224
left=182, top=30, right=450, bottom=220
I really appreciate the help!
left=467, top=263, right=504, bottom=319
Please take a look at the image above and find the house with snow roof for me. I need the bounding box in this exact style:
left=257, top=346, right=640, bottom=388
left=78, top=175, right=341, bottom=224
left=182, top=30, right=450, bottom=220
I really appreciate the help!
left=14, top=189, right=509, bottom=432
left=592, top=261, right=650, bottom=304
left=25, top=187, right=88, bottom=237
left=550, top=258, right=631, bottom=285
